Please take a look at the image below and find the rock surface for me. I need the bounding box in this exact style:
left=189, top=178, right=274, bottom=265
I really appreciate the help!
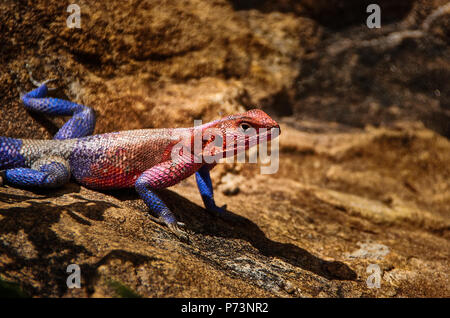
left=0, top=0, right=449, bottom=297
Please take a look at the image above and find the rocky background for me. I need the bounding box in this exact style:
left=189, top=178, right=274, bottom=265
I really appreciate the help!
left=0, top=0, right=449, bottom=297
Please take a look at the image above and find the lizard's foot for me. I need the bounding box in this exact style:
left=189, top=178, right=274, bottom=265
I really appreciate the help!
left=30, top=77, right=58, bottom=90
left=205, top=203, right=227, bottom=215
left=147, top=214, right=190, bottom=243
left=167, top=221, right=190, bottom=243
left=207, top=204, right=237, bottom=222
left=26, top=64, right=58, bottom=90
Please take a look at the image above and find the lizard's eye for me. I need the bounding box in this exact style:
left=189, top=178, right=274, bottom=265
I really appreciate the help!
left=239, top=122, right=252, bottom=132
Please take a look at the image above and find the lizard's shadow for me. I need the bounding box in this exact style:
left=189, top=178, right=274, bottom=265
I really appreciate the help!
left=0, top=186, right=122, bottom=296
left=104, top=187, right=357, bottom=281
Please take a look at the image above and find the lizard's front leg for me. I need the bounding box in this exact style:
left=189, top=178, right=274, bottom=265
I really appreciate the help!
left=195, top=164, right=227, bottom=215
left=135, top=160, right=201, bottom=241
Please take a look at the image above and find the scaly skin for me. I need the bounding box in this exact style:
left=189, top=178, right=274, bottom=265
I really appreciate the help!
left=0, top=80, right=280, bottom=240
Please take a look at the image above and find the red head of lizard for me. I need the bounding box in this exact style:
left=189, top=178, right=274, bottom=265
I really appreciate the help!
left=191, top=109, right=280, bottom=163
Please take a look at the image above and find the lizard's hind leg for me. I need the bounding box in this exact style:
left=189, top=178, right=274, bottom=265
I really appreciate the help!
left=21, top=79, right=95, bottom=140
left=3, top=156, right=70, bottom=188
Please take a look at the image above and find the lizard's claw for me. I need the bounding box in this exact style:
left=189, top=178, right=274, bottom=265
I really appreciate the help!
left=26, top=64, right=58, bottom=90
left=148, top=214, right=190, bottom=243
left=31, top=78, right=58, bottom=90
left=167, top=221, right=190, bottom=243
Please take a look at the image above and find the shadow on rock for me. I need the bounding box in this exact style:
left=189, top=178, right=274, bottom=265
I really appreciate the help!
left=0, top=183, right=81, bottom=201
left=0, top=194, right=118, bottom=296
left=155, top=190, right=356, bottom=281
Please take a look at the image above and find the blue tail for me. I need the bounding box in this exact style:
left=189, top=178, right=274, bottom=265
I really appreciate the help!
left=0, top=137, right=26, bottom=170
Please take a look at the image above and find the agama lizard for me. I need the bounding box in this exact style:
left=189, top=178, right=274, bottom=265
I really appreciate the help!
left=0, top=78, right=280, bottom=240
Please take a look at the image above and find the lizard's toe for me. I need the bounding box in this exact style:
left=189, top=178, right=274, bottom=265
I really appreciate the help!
left=168, top=222, right=190, bottom=243
left=147, top=215, right=190, bottom=242
left=26, top=64, right=58, bottom=89
left=147, top=214, right=166, bottom=226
